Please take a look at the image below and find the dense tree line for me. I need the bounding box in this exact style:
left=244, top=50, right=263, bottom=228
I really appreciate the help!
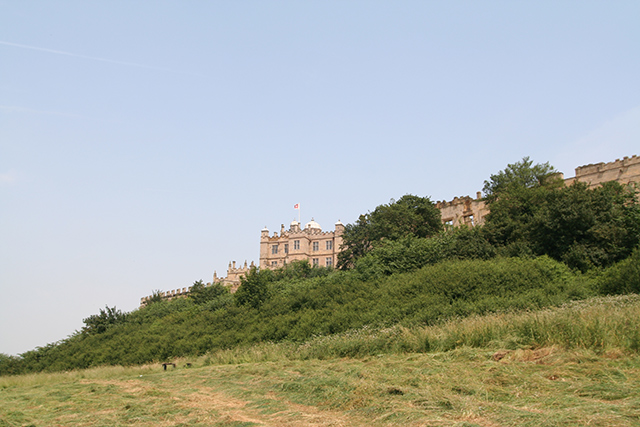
left=340, top=157, right=640, bottom=272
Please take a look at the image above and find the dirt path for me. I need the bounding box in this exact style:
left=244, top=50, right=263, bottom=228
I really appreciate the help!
left=88, top=379, right=361, bottom=426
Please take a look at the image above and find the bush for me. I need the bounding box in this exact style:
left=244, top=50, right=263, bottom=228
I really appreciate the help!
left=598, top=247, right=640, bottom=295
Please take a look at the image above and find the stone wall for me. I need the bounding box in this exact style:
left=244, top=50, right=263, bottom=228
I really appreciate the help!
left=435, top=191, right=488, bottom=227
left=564, top=155, right=640, bottom=189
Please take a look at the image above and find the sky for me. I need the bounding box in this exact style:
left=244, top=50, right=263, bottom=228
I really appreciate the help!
left=1, top=1, right=639, bottom=356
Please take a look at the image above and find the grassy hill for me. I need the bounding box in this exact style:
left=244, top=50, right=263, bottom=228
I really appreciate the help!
left=2, top=249, right=639, bottom=375
left=2, top=294, right=640, bottom=426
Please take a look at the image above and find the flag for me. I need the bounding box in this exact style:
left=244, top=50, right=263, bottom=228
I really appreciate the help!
left=294, top=203, right=300, bottom=210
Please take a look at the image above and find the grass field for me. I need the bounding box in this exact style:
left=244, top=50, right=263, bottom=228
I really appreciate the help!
left=3, top=295, right=640, bottom=426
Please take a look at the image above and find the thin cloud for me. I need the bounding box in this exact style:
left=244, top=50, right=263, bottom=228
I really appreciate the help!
left=0, top=105, right=83, bottom=118
left=0, top=170, right=18, bottom=185
left=0, top=40, right=203, bottom=77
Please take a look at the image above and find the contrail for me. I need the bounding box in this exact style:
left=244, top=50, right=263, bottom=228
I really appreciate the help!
left=0, top=40, right=203, bottom=76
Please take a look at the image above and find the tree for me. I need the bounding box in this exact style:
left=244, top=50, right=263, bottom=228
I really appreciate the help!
left=531, top=181, right=640, bottom=270
left=483, top=156, right=560, bottom=203
left=272, top=259, right=333, bottom=281
left=483, top=158, right=640, bottom=270
left=338, top=194, right=442, bottom=269
left=234, top=267, right=273, bottom=309
left=189, top=280, right=228, bottom=305
left=145, top=290, right=164, bottom=305
left=82, top=306, right=127, bottom=335
left=482, top=157, right=562, bottom=254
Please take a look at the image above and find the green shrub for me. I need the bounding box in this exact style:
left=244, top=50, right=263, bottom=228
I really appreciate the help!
left=598, top=247, right=640, bottom=295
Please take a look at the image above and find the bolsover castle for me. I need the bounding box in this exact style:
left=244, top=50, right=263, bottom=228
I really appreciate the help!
left=141, top=155, right=640, bottom=305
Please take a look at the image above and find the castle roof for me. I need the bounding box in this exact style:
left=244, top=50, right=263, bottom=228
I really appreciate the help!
left=304, top=218, right=321, bottom=230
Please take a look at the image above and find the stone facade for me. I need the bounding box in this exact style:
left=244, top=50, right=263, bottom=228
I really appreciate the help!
left=563, top=155, right=640, bottom=189
left=436, top=191, right=489, bottom=228
left=259, top=219, right=345, bottom=269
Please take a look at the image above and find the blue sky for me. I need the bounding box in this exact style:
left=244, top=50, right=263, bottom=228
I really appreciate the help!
left=1, top=1, right=639, bottom=356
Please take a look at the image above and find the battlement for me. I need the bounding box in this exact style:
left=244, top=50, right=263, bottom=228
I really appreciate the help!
left=565, top=155, right=640, bottom=188
left=213, top=260, right=254, bottom=293
left=139, top=260, right=254, bottom=306
left=140, top=286, right=190, bottom=306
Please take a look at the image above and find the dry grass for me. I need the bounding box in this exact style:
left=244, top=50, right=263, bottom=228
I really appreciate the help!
left=2, top=347, right=640, bottom=426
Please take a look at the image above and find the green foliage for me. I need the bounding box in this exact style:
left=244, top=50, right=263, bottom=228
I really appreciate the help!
left=532, top=181, right=640, bottom=270
left=271, top=259, right=333, bottom=281
left=0, top=353, right=23, bottom=376
left=482, top=156, right=560, bottom=203
left=5, top=255, right=602, bottom=375
left=354, top=227, right=496, bottom=279
left=82, top=306, right=128, bottom=335
left=145, top=290, right=164, bottom=305
left=234, top=267, right=273, bottom=308
left=189, top=280, right=229, bottom=305
left=6, top=157, right=639, bottom=377
left=485, top=176, right=640, bottom=270
left=338, top=194, right=442, bottom=269
left=597, top=247, right=640, bottom=295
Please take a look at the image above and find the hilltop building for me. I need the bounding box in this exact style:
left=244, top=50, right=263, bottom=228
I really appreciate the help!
left=141, top=155, right=639, bottom=306
left=259, top=219, right=344, bottom=269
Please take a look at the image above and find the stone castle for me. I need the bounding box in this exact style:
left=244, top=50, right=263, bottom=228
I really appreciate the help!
left=140, top=155, right=639, bottom=305
left=260, top=219, right=344, bottom=270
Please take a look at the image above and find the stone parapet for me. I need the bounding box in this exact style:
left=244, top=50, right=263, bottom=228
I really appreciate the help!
left=564, top=155, right=640, bottom=189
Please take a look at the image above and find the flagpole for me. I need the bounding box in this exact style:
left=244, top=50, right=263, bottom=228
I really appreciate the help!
left=294, top=203, right=301, bottom=224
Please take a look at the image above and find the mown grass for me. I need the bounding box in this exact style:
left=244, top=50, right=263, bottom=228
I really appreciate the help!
left=2, top=294, right=640, bottom=426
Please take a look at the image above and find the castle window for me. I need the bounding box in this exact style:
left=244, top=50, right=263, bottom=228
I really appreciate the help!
left=293, top=240, right=300, bottom=250
left=326, top=240, right=333, bottom=250
left=271, top=245, right=278, bottom=255
left=326, top=257, right=333, bottom=266
left=312, top=258, right=319, bottom=266
left=312, top=241, right=319, bottom=251
left=284, top=243, right=289, bottom=254
left=271, top=261, right=278, bottom=266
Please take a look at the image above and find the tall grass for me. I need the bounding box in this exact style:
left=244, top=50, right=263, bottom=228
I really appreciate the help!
left=205, top=294, right=640, bottom=365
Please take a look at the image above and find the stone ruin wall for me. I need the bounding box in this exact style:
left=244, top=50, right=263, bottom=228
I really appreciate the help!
left=563, top=155, right=640, bottom=189
left=436, top=191, right=489, bottom=228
